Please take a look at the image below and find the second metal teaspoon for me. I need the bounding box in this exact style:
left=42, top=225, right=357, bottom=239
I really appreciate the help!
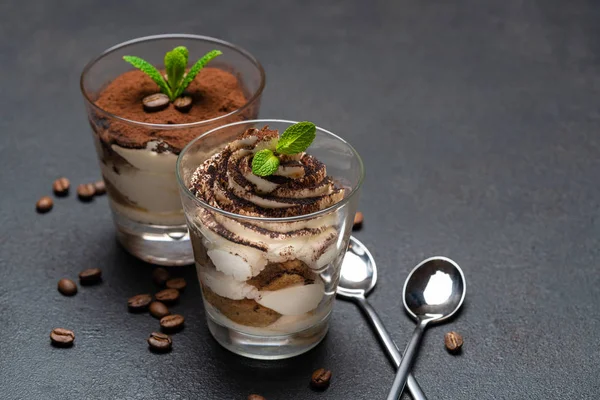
left=337, top=237, right=427, bottom=400
left=386, top=256, right=466, bottom=400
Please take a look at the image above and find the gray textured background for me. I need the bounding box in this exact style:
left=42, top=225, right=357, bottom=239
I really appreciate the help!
left=1, top=0, right=599, bottom=399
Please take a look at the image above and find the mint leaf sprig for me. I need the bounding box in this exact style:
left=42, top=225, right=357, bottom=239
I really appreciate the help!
left=251, top=122, right=317, bottom=177
left=123, top=47, right=222, bottom=102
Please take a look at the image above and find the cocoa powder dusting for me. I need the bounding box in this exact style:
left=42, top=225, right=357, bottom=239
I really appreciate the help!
left=92, top=68, right=253, bottom=152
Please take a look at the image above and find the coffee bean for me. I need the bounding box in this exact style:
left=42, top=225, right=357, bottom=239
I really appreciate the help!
left=52, top=177, right=70, bottom=197
left=311, top=368, right=332, bottom=389
left=93, top=180, right=106, bottom=195
left=165, top=278, right=186, bottom=292
left=149, top=301, right=170, bottom=319
left=173, top=96, right=193, bottom=112
left=143, top=93, right=170, bottom=112
left=36, top=196, right=53, bottom=213
left=155, top=288, right=179, bottom=304
left=79, top=268, right=102, bottom=285
left=77, top=183, right=96, bottom=201
left=57, top=278, right=77, bottom=296
left=152, top=267, right=170, bottom=287
left=147, top=331, right=172, bottom=353
left=444, top=331, right=463, bottom=354
left=128, top=294, right=152, bottom=311
left=247, top=395, right=266, bottom=400
left=50, top=328, right=75, bottom=347
left=160, top=314, right=185, bottom=332
left=353, top=211, right=363, bottom=230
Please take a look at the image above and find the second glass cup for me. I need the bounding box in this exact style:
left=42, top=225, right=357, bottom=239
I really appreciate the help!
left=177, top=119, right=364, bottom=359
left=80, top=34, right=265, bottom=266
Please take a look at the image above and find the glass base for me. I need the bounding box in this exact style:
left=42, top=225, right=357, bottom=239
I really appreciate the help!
left=206, top=312, right=329, bottom=360
left=113, top=212, right=194, bottom=266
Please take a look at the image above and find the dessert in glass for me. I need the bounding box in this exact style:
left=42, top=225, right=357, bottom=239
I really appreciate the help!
left=177, top=120, right=364, bottom=359
left=80, top=34, right=265, bottom=266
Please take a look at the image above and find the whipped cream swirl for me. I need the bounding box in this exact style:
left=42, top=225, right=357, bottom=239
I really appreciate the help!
left=191, top=126, right=344, bottom=218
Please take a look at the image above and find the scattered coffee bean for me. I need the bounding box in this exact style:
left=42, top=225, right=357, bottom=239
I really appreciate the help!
left=155, top=288, right=179, bottom=304
left=36, top=196, right=54, bottom=213
left=57, top=278, right=77, bottom=296
left=160, top=314, right=185, bottom=332
left=93, top=180, right=106, bottom=195
left=311, top=368, right=332, bottom=390
left=152, top=267, right=170, bottom=287
left=79, top=268, right=102, bottom=285
left=128, top=294, right=152, bottom=311
left=52, top=177, right=70, bottom=197
left=166, top=277, right=186, bottom=292
left=143, top=93, right=170, bottom=112
left=50, top=328, right=75, bottom=347
left=353, top=211, right=364, bottom=230
left=147, top=331, right=172, bottom=353
left=444, top=331, right=463, bottom=353
left=247, top=395, right=266, bottom=400
left=173, top=96, right=193, bottom=112
left=149, top=301, right=170, bottom=319
left=77, top=183, right=96, bottom=201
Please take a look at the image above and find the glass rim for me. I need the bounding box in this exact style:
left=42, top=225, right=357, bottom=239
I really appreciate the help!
left=79, top=33, right=266, bottom=130
left=176, top=119, right=365, bottom=223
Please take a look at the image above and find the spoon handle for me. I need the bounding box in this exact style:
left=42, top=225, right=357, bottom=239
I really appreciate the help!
left=386, top=320, right=429, bottom=400
left=355, top=297, right=427, bottom=400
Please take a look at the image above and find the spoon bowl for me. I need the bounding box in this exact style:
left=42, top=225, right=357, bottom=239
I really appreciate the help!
left=337, top=236, right=377, bottom=298
left=403, top=256, right=466, bottom=323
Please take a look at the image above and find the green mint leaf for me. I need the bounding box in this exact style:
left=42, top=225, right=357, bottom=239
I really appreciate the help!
left=164, top=50, right=186, bottom=98
left=174, top=50, right=222, bottom=98
left=173, top=46, right=189, bottom=66
left=276, top=121, right=316, bottom=154
left=252, top=149, right=280, bottom=177
left=123, top=55, right=172, bottom=99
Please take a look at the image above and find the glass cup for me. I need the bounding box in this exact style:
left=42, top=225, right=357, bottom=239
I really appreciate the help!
left=80, top=34, right=265, bottom=266
left=177, top=119, right=364, bottom=359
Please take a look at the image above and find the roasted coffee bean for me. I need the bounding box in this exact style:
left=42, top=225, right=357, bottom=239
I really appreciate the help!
left=147, top=331, right=172, bottom=352
left=79, top=268, right=102, bottom=285
left=57, top=278, right=77, bottom=296
left=149, top=301, right=170, bottom=319
left=77, top=183, right=96, bottom=201
left=52, top=177, right=70, bottom=196
left=50, top=328, right=75, bottom=347
left=444, top=331, right=463, bottom=353
left=353, top=211, right=364, bottom=230
left=165, top=277, right=186, bottom=292
left=36, top=196, right=53, bottom=213
left=128, top=294, right=152, bottom=311
left=160, top=314, right=185, bottom=332
left=152, top=267, right=170, bottom=287
left=311, top=368, right=332, bottom=389
left=247, top=395, right=266, bottom=400
left=93, top=180, right=106, bottom=195
left=173, top=96, right=193, bottom=112
left=155, top=288, right=179, bottom=304
left=142, top=93, right=170, bottom=112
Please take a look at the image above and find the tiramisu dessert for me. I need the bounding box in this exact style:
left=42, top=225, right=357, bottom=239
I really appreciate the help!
left=186, top=123, right=348, bottom=334
left=89, top=47, right=255, bottom=227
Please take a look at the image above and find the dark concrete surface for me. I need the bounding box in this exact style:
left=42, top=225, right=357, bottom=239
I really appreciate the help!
left=1, top=0, right=599, bottom=399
